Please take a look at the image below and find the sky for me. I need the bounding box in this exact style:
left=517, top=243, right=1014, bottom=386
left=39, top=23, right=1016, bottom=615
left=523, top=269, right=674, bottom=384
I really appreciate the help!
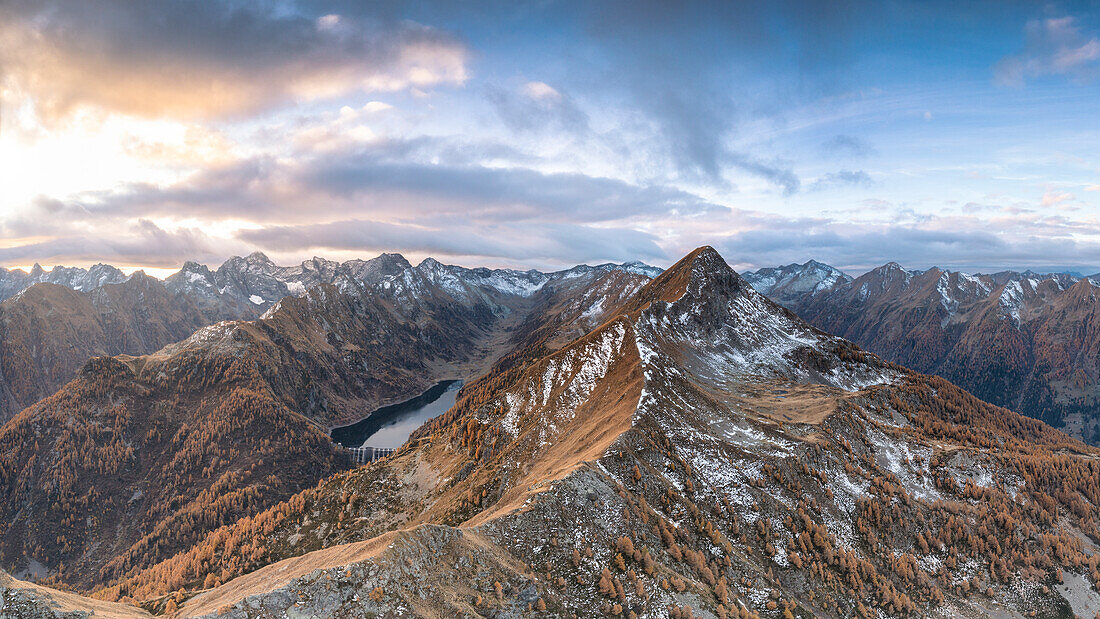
left=1, top=1, right=1099, bottom=276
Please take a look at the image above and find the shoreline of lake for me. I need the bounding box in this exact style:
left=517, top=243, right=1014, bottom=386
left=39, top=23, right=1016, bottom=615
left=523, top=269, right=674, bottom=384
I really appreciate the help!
left=330, top=380, right=462, bottom=449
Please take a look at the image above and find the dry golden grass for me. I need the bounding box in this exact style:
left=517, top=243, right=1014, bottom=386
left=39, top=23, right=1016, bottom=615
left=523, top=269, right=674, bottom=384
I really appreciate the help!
left=0, top=571, right=151, bottom=618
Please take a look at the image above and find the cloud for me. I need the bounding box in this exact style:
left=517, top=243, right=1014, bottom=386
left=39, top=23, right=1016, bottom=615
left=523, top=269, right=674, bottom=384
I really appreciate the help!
left=0, top=219, right=235, bottom=267
left=3, top=133, right=729, bottom=269
left=0, top=0, right=469, bottom=121
left=807, top=170, right=873, bottom=192
left=724, top=153, right=801, bottom=196
left=237, top=219, right=667, bottom=264
left=1041, top=189, right=1075, bottom=207
left=60, top=137, right=728, bottom=225
left=562, top=1, right=864, bottom=192
left=709, top=206, right=1100, bottom=273
left=995, top=16, right=1100, bottom=87
left=819, top=135, right=876, bottom=158
left=487, top=81, right=590, bottom=134
left=522, top=81, right=562, bottom=101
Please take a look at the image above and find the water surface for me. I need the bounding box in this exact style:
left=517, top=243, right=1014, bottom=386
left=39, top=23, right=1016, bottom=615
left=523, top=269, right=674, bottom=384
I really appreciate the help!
left=330, top=380, right=462, bottom=449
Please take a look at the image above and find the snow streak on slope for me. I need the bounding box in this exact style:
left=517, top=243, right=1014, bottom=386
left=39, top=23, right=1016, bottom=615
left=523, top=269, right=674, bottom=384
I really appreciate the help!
left=501, top=320, right=629, bottom=445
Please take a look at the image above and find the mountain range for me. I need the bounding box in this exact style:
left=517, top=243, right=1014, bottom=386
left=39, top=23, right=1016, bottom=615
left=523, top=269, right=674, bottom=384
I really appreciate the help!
left=1, top=247, right=1099, bottom=617
left=744, top=260, right=1100, bottom=443
left=0, top=253, right=659, bottom=425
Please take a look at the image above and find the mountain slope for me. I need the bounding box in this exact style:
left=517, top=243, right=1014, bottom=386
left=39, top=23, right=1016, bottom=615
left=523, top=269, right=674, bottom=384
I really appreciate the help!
left=747, top=261, right=1100, bottom=442
left=0, top=254, right=660, bottom=597
left=93, top=247, right=1100, bottom=619
left=0, top=275, right=250, bottom=424
left=0, top=570, right=150, bottom=619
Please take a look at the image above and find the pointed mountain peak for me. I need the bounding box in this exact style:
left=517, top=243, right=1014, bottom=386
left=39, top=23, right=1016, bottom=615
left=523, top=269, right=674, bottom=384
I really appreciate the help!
left=862, top=261, right=917, bottom=282
left=373, top=252, right=412, bottom=270
left=1065, top=276, right=1100, bottom=295
left=684, top=244, right=724, bottom=264
left=653, top=245, right=729, bottom=281
left=246, top=251, right=273, bottom=264
left=618, top=260, right=663, bottom=278
left=121, top=270, right=157, bottom=286
left=180, top=260, right=210, bottom=272
left=624, top=246, right=739, bottom=311
left=417, top=257, right=446, bottom=271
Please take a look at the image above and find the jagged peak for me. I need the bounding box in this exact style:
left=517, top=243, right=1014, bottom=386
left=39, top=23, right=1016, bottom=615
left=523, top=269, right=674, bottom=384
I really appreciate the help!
left=88, top=262, right=122, bottom=272
left=416, top=257, right=445, bottom=270
left=859, top=261, right=918, bottom=283
left=373, top=252, right=411, bottom=268
left=179, top=260, right=211, bottom=272
left=621, top=246, right=741, bottom=313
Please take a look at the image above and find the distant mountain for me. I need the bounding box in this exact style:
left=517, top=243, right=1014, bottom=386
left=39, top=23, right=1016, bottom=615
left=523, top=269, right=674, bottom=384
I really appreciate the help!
left=90, top=248, right=1097, bottom=618
left=746, top=260, right=1100, bottom=441
left=0, top=263, right=129, bottom=303
left=741, top=259, right=852, bottom=307
left=3, top=253, right=662, bottom=315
